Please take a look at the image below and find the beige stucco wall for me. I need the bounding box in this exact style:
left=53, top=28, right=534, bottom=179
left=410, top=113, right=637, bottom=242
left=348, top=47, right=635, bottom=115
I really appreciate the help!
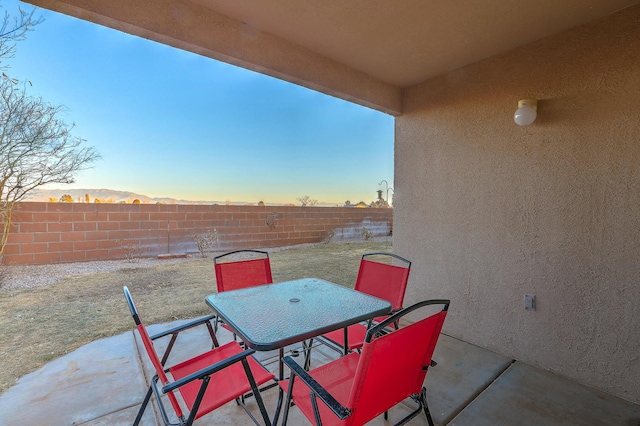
left=395, top=5, right=640, bottom=403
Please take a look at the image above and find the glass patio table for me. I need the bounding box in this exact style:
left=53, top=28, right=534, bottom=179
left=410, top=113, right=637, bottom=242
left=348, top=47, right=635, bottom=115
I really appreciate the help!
left=205, top=277, right=392, bottom=422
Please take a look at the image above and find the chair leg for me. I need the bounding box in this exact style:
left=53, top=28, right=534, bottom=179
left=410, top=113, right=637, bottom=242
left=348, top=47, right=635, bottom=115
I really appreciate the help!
left=281, top=375, right=297, bottom=426
left=133, top=386, right=153, bottom=426
left=311, top=335, right=349, bottom=359
left=311, top=393, right=324, bottom=426
left=240, top=358, right=272, bottom=426
left=206, top=319, right=219, bottom=349
left=420, top=388, right=435, bottom=426
left=394, top=388, right=430, bottom=426
left=303, top=338, right=313, bottom=370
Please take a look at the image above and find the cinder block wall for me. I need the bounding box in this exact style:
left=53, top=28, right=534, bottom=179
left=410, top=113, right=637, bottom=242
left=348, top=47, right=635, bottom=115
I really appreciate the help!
left=2, top=202, right=393, bottom=265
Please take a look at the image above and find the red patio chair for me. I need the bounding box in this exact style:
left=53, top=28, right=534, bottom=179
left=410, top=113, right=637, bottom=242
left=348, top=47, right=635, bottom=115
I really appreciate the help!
left=315, top=252, right=411, bottom=357
left=214, top=249, right=273, bottom=293
left=213, top=250, right=273, bottom=337
left=280, top=299, right=449, bottom=426
left=124, top=286, right=275, bottom=426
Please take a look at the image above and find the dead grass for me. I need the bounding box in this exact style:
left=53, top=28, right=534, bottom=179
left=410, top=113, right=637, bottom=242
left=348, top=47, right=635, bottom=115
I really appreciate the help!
left=0, top=241, right=390, bottom=394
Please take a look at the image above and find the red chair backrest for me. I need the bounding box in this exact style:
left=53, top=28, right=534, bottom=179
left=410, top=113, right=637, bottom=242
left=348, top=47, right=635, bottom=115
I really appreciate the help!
left=123, top=286, right=184, bottom=418
left=214, top=251, right=273, bottom=293
left=345, top=303, right=447, bottom=425
left=354, top=254, right=410, bottom=310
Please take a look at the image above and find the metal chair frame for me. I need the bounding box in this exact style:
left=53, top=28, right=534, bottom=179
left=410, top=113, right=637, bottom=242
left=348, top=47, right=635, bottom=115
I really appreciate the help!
left=213, top=249, right=273, bottom=293
left=213, top=249, right=273, bottom=341
left=308, top=252, right=411, bottom=364
left=124, top=286, right=273, bottom=426
left=282, top=299, right=450, bottom=426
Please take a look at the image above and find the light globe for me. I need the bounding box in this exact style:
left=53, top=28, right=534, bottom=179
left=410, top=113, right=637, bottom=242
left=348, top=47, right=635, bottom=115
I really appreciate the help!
left=514, top=99, right=537, bottom=126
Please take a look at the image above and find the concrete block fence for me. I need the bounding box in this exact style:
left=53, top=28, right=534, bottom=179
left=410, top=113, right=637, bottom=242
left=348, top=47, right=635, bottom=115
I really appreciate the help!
left=2, top=202, right=393, bottom=265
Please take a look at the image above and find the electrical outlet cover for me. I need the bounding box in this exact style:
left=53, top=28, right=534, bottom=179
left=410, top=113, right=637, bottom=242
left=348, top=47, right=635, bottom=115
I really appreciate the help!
left=524, top=294, right=535, bottom=310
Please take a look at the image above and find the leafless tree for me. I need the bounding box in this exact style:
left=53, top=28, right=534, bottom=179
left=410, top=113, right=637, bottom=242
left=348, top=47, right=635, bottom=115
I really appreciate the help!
left=0, top=4, right=43, bottom=74
left=0, top=4, right=99, bottom=255
left=297, top=195, right=318, bottom=207
left=0, top=80, right=100, bottom=253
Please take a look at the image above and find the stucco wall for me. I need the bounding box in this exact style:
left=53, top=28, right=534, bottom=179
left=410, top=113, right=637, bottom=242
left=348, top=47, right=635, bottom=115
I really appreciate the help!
left=395, top=6, right=640, bottom=403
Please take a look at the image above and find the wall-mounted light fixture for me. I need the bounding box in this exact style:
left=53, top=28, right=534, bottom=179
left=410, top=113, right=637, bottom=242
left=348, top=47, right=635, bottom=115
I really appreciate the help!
left=514, top=99, right=537, bottom=126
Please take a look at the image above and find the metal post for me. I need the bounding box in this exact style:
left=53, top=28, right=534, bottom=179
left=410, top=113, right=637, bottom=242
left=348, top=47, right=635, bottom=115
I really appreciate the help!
left=378, top=180, right=394, bottom=249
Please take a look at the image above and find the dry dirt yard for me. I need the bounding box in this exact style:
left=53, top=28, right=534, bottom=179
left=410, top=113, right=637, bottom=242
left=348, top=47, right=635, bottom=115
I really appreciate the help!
left=1, top=256, right=196, bottom=291
left=0, top=240, right=392, bottom=394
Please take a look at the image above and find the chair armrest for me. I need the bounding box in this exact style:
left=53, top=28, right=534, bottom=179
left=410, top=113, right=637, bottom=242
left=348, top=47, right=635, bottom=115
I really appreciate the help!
left=282, top=356, right=351, bottom=420
left=367, top=299, right=450, bottom=342
left=150, top=314, right=217, bottom=340
left=163, top=348, right=256, bottom=393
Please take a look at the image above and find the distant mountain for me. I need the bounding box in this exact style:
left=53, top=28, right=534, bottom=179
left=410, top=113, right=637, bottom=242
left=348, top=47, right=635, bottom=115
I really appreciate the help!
left=22, top=188, right=340, bottom=206
left=23, top=188, right=225, bottom=205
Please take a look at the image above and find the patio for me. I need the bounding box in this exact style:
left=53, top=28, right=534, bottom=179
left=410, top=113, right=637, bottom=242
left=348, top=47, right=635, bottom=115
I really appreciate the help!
left=1, top=319, right=638, bottom=425
left=5, top=0, right=638, bottom=418
left=22, top=1, right=640, bottom=408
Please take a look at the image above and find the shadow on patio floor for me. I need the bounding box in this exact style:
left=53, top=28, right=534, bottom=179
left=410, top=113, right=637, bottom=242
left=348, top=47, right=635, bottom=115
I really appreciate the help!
left=1, top=319, right=639, bottom=425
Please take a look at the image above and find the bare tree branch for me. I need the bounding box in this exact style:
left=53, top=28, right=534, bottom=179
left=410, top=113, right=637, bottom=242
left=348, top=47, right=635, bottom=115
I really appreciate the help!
left=0, top=79, right=100, bottom=254
left=0, top=3, right=43, bottom=72
left=297, top=195, right=318, bottom=207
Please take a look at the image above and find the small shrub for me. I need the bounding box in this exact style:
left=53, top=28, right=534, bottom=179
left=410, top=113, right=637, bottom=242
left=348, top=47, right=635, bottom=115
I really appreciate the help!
left=192, top=229, right=219, bottom=258
left=118, top=239, right=146, bottom=263
left=360, top=227, right=373, bottom=241
left=322, top=230, right=335, bottom=244
left=265, top=213, right=279, bottom=231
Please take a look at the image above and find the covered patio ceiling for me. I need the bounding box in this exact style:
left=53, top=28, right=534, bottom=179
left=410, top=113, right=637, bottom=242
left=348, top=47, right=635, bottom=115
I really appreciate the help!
left=26, top=0, right=640, bottom=114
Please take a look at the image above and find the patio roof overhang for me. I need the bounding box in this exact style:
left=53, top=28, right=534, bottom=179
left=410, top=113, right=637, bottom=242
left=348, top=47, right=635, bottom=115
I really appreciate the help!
left=24, top=0, right=640, bottom=116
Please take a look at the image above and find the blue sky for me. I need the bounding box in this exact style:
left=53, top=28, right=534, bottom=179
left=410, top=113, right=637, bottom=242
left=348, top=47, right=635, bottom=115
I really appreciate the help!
left=2, top=0, right=394, bottom=205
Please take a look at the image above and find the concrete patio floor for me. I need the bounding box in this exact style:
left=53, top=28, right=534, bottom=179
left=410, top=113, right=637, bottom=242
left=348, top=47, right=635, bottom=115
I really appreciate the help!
left=1, top=319, right=639, bottom=426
